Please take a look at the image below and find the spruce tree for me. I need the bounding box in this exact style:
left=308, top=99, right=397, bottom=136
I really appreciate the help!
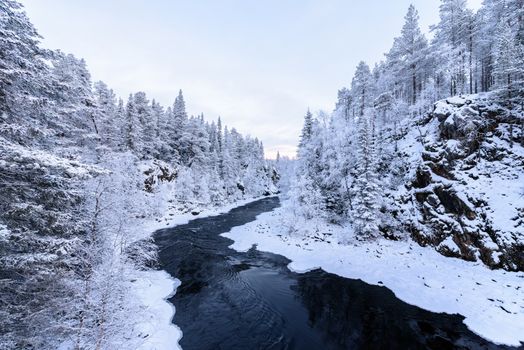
left=125, top=93, right=141, bottom=153
left=352, top=112, right=380, bottom=239
left=171, top=90, right=191, bottom=164
left=298, top=109, right=313, bottom=150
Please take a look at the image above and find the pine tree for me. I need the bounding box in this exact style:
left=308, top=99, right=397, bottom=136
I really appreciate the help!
left=336, top=88, right=352, bottom=120
left=318, top=119, right=346, bottom=220
left=185, top=116, right=210, bottom=169
left=217, top=116, right=223, bottom=153
left=295, top=111, right=326, bottom=216
left=351, top=62, right=374, bottom=117
left=387, top=5, right=428, bottom=104
left=432, top=0, right=470, bottom=96
left=49, top=53, right=96, bottom=135
left=160, top=106, right=175, bottom=161
left=206, top=121, right=221, bottom=181
left=217, top=117, right=224, bottom=178
left=475, top=0, right=505, bottom=92
left=221, top=126, right=237, bottom=195
left=133, top=92, right=156, bottom=158
left=115, top=98, right=126, bottom=150
left=173, top=89, right=187, bottom=120
left=94, top=81, right=120, bottom=150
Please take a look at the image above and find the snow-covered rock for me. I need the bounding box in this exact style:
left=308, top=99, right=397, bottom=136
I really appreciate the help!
left=391, top=93, right=524, bottom=271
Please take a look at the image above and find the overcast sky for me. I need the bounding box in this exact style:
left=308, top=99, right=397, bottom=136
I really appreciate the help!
left=21, top=0, right=482, bottom=158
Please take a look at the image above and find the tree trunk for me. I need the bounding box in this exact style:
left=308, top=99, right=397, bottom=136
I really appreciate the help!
left=412, top=69, right=417, bottom=105
left=469, top=36, right=473, bottom=94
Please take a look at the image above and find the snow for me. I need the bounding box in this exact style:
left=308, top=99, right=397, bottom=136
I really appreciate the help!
left=437, top=236, right=460, bottom=253
left=451, top=130, right=524, bottom=248
left=223, top=205, right=524, bottom=347
left=0, top=137, right=105, bottom=178
left=0, top=224, right=10, bottom=245
left=444, top=139, right=463, bottom=156
left=434, top=100, right=454, bottom=116
left=134, top=270, right=182, bottom=350
left=446, top=96, right=467, bottom=106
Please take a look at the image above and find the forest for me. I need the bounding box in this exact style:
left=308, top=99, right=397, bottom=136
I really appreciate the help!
left=292, top=0, right=524, bottom=270
left=0, top=0, right=276, bottom=348
left=1, top=0, right=524, bottom=349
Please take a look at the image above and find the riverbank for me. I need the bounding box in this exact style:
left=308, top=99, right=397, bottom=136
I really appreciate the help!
left=222, top=205, right=524, bottom=347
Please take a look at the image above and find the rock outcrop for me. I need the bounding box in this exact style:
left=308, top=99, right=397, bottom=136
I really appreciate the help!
left=390, top=94, right=524, bottom=271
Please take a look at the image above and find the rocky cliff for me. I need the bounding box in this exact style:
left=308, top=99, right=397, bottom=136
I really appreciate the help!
left=389, top=94, right=524, bottom=271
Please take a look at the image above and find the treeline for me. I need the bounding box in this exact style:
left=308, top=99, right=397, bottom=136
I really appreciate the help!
left=0, top=0, right=275, bottom=348
left=293, top=0, right=524, bottom=238
left=1, top=0, right=275, bottom=209
left=0, top=10, right=273, bottom=202
left=94, top=86, right=274, bottom=203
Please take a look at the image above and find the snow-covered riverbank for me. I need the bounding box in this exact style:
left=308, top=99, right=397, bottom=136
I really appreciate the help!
left=222, top=206, right=524, bottom=347
left=133, top=271, right=182, bottom=350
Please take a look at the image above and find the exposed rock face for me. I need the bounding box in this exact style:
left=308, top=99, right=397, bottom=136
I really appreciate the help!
left=392, top=94, right=524, bottom=271
left=143, top=161, right=178, bottom=192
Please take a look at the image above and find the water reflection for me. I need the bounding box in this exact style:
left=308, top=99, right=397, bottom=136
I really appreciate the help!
left=294, top=270, right=505, bottom=349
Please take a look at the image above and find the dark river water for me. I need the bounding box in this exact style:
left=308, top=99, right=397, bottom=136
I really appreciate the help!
left=154, top=197, right=514, bottom=350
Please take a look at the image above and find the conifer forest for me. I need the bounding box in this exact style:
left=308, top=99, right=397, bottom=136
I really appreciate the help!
left=1, top=0, right=524, bottom=349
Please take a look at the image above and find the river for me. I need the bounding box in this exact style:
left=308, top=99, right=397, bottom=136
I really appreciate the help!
left=154, top=197, right=508, bottom=350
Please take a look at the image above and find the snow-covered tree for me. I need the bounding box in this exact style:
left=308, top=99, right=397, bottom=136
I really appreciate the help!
left=133, top=92, right=157, bottom=158
left=94, top=81, right=122, bottom=150
left=170, top=90, right=191, bottom=164
left=431, top=0, right=471, bottom=96
left=493, top=21, right=524, bottom=97
left=352, top=111, right=381, bottom=239
left=298, top=109, right=314, bottom=149
left=0, top=0, right=47, bottom=113
left=351, top=62, right=374, bottom=117
left=124, top=93, right=142, bottom=153
left=186, top=116, right=210, bottom=169
left=386, top=5, right=428, bottom=104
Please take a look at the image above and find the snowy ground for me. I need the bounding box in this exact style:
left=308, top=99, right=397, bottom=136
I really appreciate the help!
left=134, top=270, right=182, bottom=350
left=130, top=195, right=276, bottom=350
left=222, top=204, right=524, bottom=347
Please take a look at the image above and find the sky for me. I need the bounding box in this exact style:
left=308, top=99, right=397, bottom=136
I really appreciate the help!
left=20, top=0, right=482, bottom=159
